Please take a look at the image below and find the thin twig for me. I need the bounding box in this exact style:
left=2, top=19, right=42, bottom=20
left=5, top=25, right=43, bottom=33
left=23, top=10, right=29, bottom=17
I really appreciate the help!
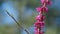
left=6, top=10, right=30, bottom=34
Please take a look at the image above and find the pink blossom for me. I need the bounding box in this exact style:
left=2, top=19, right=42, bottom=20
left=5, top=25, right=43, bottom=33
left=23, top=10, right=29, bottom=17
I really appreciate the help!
left=34, top=21, right=44, bottom=28
left=36, top=14, right=45, bottom=21
left=40, top=0, right=52, bottom=5
left=36, top=7, right=48, bottom=13
left=34, top=28, right=39, bottom=34
left=41, top=7, right=48, bottom=12
left=36, top=15, right=41, bottom=21
left=36, top=7, right=41, bottom=12
left=34, top=27, right=44, bottom=34
left=34, top=0, right=52, bottom=34
left=40, top=0, right=45, bottom=4
left=47, top=1, right=52, bottom=5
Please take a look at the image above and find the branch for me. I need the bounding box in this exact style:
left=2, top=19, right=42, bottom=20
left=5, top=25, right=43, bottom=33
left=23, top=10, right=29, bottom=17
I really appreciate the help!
left=6, top=10, right=30, bottom=34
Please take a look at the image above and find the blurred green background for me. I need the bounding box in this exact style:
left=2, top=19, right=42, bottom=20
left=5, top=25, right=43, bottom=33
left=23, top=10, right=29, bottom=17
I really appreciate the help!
left=0, top=0, right=60, bottom=34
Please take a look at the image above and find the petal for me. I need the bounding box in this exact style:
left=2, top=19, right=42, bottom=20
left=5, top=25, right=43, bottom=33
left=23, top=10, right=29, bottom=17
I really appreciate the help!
left=47, top=1, right=52, bottom=5
left=44, top=7, right=48, bottom=12
left=40, top=0, right=45, bottom=4
left=34, top=21, right=44, bottom=28
left=42, top=7, right=48, bottom=12
left=36, top=15, right=41, bottom=21
left=36, top=7, right=41, bottom=12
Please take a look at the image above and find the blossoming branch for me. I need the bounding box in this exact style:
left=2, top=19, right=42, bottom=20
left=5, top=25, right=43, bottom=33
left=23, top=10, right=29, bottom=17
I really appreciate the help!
left=34, top=0, right=52, bottom=34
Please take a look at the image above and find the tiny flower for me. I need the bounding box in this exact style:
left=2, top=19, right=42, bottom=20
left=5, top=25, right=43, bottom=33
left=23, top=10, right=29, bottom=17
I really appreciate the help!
left=41, top=0, right=48, bottom=4
left=36, top=14, right=45, bottom=21
left=40, top=15, right=45, bottom=21
left=40, top=0, right=45, bottom=4
left=41, top=7, right=48, bottom=13
left=35, top=27, right=44, bottom=34
left=34, top=28, right=39, bottom=34
left=36, top=7, right=41, bottom=12
left=47, top=1, right=52, bottom=5
left=36, top=7, right=48, bottom=13
left=34, top=21, right=44, bottom=28
left=40, top=0, right=52, bottom=5
left=36, top=15, right=41, bottom=21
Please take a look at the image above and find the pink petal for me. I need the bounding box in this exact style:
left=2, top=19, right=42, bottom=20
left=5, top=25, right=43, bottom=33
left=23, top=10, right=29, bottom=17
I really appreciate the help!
left=41, top=7, right=48, bottom=12
left=34, top=21, right=44, bottom=28
left=36, top=14, right=46, bottom=21
left=36, top=15, right=41, bottom=21
left=47, top=1, right=52, bottom=5
left=34, top=27, right=44, bottom=34
left=40, top=0, right=45, bottom=4
left=34, top=28, right=39, bottom=34
left=44, top=7, right=48, bottom=12
left=36, top=7, right=41, bottom=12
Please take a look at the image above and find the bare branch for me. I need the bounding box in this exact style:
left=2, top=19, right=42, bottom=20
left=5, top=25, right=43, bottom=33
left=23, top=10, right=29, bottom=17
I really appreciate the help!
left=6, top=10, right=30, bottom=34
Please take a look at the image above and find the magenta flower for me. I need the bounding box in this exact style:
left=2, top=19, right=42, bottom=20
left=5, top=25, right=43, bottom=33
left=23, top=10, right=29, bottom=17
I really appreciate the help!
left=34, top=28, right=44, bottom=34
left=41, top=7, right=48, bottom=13
left=40, top=15, right=45, bottom=21
left=34, top=28, right=39, bottom=34
left=47, top=1, right=52, bottom=5
left=34, top=21, right=44, bottom=28
left=40, top=0, right=45, bottom=4
left=41, top=0, right=52, bottom=5
left=36, top=15, right=41, bottom=21
left=36, top=14, right=45, bottom=21
left=36, top=7, right=41, bottom=12
left=36, top=7, right=48, bottom=13
left=40, top=0, right=47, bottom=4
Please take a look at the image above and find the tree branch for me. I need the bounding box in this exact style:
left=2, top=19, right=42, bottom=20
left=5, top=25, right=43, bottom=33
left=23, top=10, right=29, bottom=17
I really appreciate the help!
left=6, top=10, right=30, bottom=34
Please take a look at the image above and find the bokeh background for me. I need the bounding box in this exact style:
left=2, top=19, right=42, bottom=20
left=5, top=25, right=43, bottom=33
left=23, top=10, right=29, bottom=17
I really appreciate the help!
left=0, top=0, right=60, bottom=34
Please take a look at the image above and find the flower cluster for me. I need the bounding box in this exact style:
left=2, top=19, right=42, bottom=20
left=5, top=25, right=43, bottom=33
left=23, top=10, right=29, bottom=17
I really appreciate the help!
left=34, top=0, right=52, bottom=34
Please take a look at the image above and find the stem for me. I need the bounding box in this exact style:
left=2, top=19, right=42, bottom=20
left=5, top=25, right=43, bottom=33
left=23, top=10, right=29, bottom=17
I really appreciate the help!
left=6, top=10, right=30, bottom=34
